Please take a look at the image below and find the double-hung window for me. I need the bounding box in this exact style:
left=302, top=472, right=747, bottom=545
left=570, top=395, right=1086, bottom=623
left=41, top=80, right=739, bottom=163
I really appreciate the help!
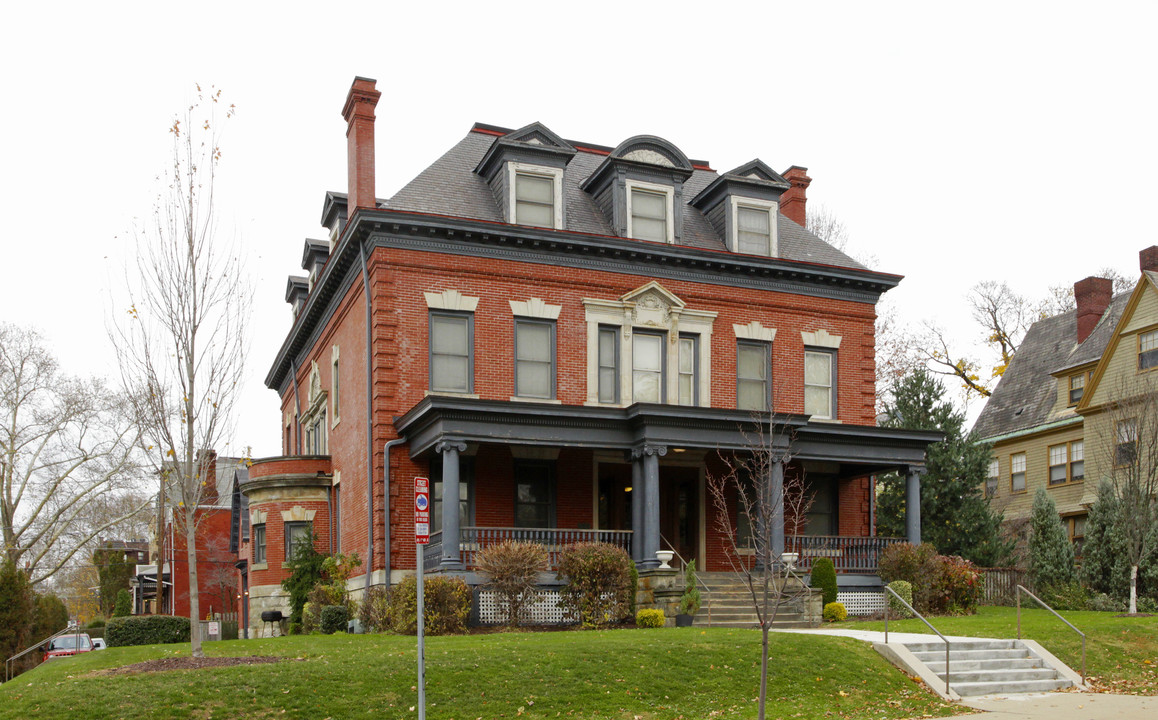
left=1140, top=330, right=1158, bottom=371
left=1048, top=444, right=1069, bottom=485
left=737, top=205, right=773, bottom=255
left=1116, top=419, right=1137, bottom=466
left=985, top=459, right=999, bottom=498
left=253, top=524, right=266, bottom=564
left=629, top=188, right=669, bottom=242
left=284, top=521, right=312, bottom=561
left=514, top=319, right=555, bottom=399
left=430, top=312, right=473, bottom=393
left=677, top=335, right=698, bottom=406
left=597, top=326, right=619, bottom=403
left=1068, top=373, right=1085, bottom=405
left=632, top=332, right=665, bottom=403
left=514, top=462, right=554, bottom=528
left=804, top=349, right=837, bottom=419
left=514, top=172, right=555, bottom=228
left=737, top=341, right=769, bottom=411
left=1070, top=440, right=1084, bottom=481
left=1010, top=452, right=1026, bottom=493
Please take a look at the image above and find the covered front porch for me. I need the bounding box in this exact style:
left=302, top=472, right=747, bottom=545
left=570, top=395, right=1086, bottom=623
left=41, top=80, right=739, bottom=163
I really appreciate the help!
left=395, top=396, right=939, bottom=577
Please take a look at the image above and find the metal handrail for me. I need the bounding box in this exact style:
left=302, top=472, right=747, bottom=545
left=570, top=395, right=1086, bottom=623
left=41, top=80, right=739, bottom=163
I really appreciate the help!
left=5, top=624, right=76, bottom=682
left=1016, top=584, right=1086, bottom=683
left=883, top=585, right=951, bottom=696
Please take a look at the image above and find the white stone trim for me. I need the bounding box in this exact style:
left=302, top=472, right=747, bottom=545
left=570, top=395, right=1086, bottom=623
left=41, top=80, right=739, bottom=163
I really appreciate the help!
left=625, top=179, right=676, bottom=244
left=280, top=506, right=317, bottom=522
left=734, top=321, right=777, bottom=342
left=509, top=297, right=562, bottom=319
left=507, top=162, right=564, bottom=230
left=424, top=289, right=480, bottom=312
left=250, top=509, right=267, bottom=526
left=801, top=329, right=842, bottom=349
left=330, top=345, right=341, bottom=428
left=730, top=196, right=779, bottom=257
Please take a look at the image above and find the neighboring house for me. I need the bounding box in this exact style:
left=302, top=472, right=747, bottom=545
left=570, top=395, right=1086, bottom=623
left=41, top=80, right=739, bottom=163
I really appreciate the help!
left=974, top=247, right=1158, bottom=554
left=241, top=76, right=938, bottom=629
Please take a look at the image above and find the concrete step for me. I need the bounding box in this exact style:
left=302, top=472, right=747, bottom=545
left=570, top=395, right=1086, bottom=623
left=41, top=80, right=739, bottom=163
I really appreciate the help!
left=907, top=639, right=1021, bottom=652
left=949, top=678, right=1072, bottom=697
left=939, top=668, right=1060, bottom=684
left=911, top=648, right=1030, bottom=662
left=924, top=657, right=1043, bottom=673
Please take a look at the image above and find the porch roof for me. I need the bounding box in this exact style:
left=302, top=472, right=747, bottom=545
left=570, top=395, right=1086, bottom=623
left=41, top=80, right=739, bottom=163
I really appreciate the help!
left=393, top=396, right=939, bottom=473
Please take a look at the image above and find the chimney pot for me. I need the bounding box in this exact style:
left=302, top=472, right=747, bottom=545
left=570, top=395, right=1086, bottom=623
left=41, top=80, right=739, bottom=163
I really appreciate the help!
left=1140, top=246, right=1158, bottom=273
left=1074, top=276, right=1112, bottom=344
left=780, top=165, right=812, bottom=227
left=342, top=77, right=382, bottom=217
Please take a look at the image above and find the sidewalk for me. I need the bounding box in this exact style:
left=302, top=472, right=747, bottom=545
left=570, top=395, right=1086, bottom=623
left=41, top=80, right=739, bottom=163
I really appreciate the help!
left=960, top=692, right=1157, bottom=718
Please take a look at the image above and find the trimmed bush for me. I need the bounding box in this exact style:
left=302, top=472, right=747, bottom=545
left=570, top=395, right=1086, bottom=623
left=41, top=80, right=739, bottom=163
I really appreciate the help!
left=386, top=575, right=471, bottom=635
left=113, top=589, right=132, bottom=617
left=823, top=602, right=847, bottom=623
left=678, top=560, right=701, bottom=616
left=358, top=586, right=390, bottom=633
left=887, top=580, right=913, bottom=618
left=320, top=605, right=348, bottom=634
left=557, top=542, right=633, bottom=628
left=635, top=609, right=665, bottom=628
left=810, top=557, right=838, bottom=607
left=477, top=540, right=547, bottom=626
left=105, top=615, right=190, bottom=647
left=86, top=617, right=107, bottom=629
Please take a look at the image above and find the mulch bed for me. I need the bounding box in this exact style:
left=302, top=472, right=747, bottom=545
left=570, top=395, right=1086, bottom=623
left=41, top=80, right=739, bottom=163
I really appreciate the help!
left=94, top=656, right=282, bottom=676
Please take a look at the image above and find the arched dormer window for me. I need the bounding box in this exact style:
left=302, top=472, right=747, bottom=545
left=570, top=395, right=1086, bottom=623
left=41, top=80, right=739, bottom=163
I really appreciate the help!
left=302, top=361, right=328, bottom=454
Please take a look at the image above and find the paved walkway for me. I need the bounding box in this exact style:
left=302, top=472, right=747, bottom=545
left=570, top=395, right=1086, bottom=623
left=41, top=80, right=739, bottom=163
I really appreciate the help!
left=773, top=628, right=1157, bottom=718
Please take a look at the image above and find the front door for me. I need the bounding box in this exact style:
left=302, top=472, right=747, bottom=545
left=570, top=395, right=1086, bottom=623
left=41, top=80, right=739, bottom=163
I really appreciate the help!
left=660, top=466, right=698, bottom=566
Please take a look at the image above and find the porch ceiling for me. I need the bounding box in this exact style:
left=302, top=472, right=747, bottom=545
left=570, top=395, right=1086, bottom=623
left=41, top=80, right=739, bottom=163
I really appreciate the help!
left=393, top=396, right=940, bottom=472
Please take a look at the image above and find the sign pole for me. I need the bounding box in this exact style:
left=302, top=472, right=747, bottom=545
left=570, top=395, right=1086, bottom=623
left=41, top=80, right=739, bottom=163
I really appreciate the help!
left=414, top=477, right=430, bottom=720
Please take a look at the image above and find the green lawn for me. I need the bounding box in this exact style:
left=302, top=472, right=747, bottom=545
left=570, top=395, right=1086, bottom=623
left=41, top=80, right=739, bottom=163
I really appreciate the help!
left=854, top=606, right=1158, bottom=693
left=0, top=628, right=963, bottom=720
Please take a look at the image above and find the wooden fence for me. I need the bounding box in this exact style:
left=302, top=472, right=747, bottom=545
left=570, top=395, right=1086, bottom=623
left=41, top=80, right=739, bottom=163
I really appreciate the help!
left=979, top=567, right=1032, bottom=605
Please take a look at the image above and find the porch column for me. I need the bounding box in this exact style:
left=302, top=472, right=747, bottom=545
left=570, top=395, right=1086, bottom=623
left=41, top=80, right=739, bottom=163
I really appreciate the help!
left=770, top=458, right=785, bottom=563
left=437, top=440, right=467, bottom=570
left=629, top=452, right=643, bottom=563
left=905, top=466, right=923, bottom=545
left=634, top=444, right=667, bottom=569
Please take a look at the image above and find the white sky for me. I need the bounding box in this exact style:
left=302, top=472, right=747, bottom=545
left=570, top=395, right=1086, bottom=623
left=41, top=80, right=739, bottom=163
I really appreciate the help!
left=3, top=1, right=1156, bottom=458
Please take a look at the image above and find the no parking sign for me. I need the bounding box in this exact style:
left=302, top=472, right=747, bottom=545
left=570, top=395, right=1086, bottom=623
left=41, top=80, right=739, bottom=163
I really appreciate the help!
left=414, top=476, right=430, bottom=545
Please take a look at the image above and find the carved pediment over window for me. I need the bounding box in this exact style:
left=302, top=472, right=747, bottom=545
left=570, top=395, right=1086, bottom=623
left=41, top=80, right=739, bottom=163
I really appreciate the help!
left=307, top=361, right=324, bottom=407
left=620, top=281, right=687, bottom=329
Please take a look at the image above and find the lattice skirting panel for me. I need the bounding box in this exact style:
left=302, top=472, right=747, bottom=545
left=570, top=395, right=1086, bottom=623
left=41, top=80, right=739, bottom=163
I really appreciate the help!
left=837, top=590, right=885, bottom=616
left=476, top=589, right=575, bottom=626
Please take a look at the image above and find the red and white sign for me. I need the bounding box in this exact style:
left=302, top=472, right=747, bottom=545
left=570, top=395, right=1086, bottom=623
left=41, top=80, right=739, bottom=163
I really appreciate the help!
left=414, top=476, right=430, bottom=545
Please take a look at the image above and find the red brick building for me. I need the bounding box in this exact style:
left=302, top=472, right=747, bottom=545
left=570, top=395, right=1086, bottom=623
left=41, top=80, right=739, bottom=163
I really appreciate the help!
left=241, top=77, right=936, bottom=627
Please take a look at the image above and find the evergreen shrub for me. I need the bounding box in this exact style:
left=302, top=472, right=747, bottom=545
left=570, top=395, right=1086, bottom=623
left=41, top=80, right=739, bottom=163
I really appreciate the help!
left=105, top=615, right=190, bottom=647
left=635, top=609, right=665, bottom=628
left=1029, top=488, right=1076, bottom=592
left=810, top=557, right=838, bottom=607
left=886, top=580, right=913, bottom=618
left=113, top=589, right=132, bottom=617
left=823, top=602, right=847, bottom=622
left=320, top=605, right=348, bottom=634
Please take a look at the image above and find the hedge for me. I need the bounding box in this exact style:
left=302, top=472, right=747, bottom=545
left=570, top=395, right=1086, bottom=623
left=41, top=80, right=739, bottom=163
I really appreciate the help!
left=106, top=615, right=190, bottom=647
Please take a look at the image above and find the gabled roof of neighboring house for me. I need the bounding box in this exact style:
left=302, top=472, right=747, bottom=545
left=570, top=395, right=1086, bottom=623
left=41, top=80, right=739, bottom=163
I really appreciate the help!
left=973, top=292, right=1130, bottom=440
left=379, top=126, right=866, bottom=270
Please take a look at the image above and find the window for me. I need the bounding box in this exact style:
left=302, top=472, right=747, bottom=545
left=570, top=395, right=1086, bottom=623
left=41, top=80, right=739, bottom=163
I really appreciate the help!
left=253, top=524, right=266, bottom=564
left=628, top=186, right=670, bottom=242
left=331, top=346, right=340, bottom=425
left=986, top=459, right=999, bottom=498
left=1140, top=330, right=1158, bottom=370
left=1068, top=373, right=1085, bottom=405
left=514, top=462, right=554, bottom=528
left=737, top=341, right=769, bottom=411
left=677, top=335, right=698, bottom=406
left=304, top=407, right=327, bottom=454
left=804, top=478, right=838, bottom=535
left=430, top=312, right=473, bottom=393
left=1048, top=444, right=1068, bottom=485
left=632, top=332, right=665, bottom=403
left=598, top=326, right=619, bottom=403
left=514, top=319, right=555, bottom=399
left=1116, top=419, right=1137, bottom=466
left=1066, top=515, right=1087, bottom=556
left=804, top=349, right=837, bottom=419
left=514, top=172, right=555, bottom=228
left=1011, top=452, right=1026, bottom=493
left=737, top=205, right=772, bottom=255
left=1071, top=440, right=1084, bottom=481
left=332, top=481, right=341, bottom=552
left=284, top=521, right=312, bottom=561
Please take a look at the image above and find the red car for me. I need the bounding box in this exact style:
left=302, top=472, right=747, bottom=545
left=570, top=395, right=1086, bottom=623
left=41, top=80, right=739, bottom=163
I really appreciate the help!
left=42, top=633, right=93, bottom=662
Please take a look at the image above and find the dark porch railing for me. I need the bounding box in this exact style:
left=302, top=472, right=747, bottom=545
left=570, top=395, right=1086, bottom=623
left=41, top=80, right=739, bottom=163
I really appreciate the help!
left=784, top=535, right=905, bottom=573
left=422, top=527, right=633, bottom=571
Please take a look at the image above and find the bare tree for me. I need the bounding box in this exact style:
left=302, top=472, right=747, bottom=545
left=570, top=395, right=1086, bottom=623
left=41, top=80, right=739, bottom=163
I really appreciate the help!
left=0, top=323, right=148, bottom=586
left=112, top=85, right=249, bottom=657
left=1037, top=268, right=1133, bottom=317
left=1099, top=381, right=1158, bottom=614
left=707, top=422, right=814, bottom=720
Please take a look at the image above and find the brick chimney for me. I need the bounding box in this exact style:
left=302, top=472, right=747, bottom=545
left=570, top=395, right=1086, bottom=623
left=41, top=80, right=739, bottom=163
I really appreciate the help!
left=1140, top=245, right=1158, bottom=273
left=341, top=76, right=382, bottom=215
left=1075, top=276, right=1112, bottom=344
left=780, top=165, right=812, bottom=226
left=197, top=449, right=219, bottom=505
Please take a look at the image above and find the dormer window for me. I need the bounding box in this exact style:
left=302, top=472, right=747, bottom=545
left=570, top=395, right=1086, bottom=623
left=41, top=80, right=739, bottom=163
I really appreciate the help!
left=735, top=199, right=777, bottom=256
left=510, top=163, right=563, bottom=229
left=691, top=160, right=789, bottom=257
left=626, top=180, right=675, bottom=243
